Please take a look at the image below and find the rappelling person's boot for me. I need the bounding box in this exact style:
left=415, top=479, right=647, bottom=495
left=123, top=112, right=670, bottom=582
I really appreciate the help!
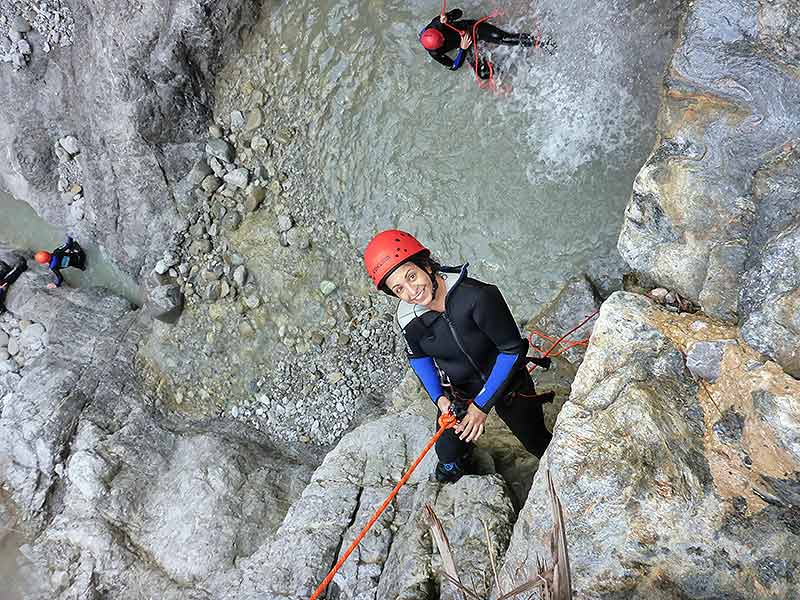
left=435, top=459, right=466, bottom=483
left=477, top=59, right=492, bottom=80
left=519, top=32, right=536, bottom=47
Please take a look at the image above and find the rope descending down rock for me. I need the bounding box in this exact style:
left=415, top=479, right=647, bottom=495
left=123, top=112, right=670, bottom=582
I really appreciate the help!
left=309, top=412, right=458, bottom=600
left=308, top=309, right=600, bottom=598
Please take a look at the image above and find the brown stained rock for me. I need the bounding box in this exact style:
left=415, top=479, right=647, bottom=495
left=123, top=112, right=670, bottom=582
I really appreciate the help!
left=500, top=292, right=800, bottom=600
left=651, top=308, right=800, bottom=514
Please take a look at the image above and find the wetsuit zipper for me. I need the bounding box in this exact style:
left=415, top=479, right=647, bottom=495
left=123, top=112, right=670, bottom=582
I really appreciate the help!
left=442, top=312, right=487, bottom=383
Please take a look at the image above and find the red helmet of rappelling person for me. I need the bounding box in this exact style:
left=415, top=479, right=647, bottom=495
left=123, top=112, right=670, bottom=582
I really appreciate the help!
left=363, top=230, right=430, bottom=290
left=420, top=28, right=445, bottom=50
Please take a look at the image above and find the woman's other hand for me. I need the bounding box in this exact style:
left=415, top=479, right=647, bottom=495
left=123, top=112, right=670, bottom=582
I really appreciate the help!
left=436, top=395, right=452, bottom=416
left=439, top=12, right=448, bottom=24
left=455, top=403, right=487, bottom=442
left=460, top=32, right=472, bottom=49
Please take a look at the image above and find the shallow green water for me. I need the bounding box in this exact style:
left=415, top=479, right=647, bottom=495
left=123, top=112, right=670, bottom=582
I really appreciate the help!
left=0, top=191, right=144, bottom=306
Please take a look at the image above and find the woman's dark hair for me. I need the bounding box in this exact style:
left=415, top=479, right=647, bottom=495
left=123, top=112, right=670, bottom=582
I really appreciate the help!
left=379, top=253, right=441, bottom=296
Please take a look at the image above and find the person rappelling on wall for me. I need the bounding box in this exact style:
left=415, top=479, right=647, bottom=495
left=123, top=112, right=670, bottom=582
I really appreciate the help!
left=34, top=236, right=87, bottom=289
left=364, top=230, right=555, bottom=483
left=419, top=7, right=555, bottom=79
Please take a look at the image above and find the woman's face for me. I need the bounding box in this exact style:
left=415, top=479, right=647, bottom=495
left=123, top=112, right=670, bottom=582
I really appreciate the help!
left=385, top=262, right=434, bottom=306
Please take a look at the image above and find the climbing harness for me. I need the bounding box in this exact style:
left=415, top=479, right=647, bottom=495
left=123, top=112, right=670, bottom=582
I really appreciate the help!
left=308, top=309, right=600, bottom=597
left=309, top=412, right=458, bottom=600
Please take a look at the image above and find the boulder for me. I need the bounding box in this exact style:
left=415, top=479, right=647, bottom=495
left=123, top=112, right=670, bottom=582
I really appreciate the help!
left=143, top=284, right=184, bottom=323
left=0, top=275, right=315, bottom=599
left=618, top=0, right=800, bottom=326
left=499, top=292, right=800, bottom=598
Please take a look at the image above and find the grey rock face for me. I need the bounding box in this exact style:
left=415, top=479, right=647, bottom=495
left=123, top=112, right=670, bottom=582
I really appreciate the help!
left=618, top=0, right=800, bottom=330
left=499, top=292, right=800, bottom=598
left=0, top=273, right=315, bottom=599
left=686, top=339, right=736, bottom=383
left=0, top=0, right=260, bottom=279
left=740, top=187, right=800, bottom=378
left=143, top=284, right=184, bottom=323
left=206, top=138, right=235, bottom=163
left=209, top=415, right=516, bottom=600
left=223, top=167, right=249, bottom=189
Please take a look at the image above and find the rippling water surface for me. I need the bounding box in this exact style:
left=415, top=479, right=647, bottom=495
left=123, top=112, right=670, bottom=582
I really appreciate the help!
left=248, top=0, right=680, bottom=313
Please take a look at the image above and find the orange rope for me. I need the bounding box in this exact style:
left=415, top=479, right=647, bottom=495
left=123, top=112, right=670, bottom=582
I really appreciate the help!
left=527, top=309, right=600, bottom=371
left=309, top=413, right=458, bottom=600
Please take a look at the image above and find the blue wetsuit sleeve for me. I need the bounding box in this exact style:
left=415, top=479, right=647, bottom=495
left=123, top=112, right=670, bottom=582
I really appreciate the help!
left=473, top=352, right=519, bottom=410
left=471, top=285, right=529, bottom=412
left=451, top=48, right=465, bottom=70
left=409, top=356, right=444, bottom=404
left=51, top=269, right=63, bottom=287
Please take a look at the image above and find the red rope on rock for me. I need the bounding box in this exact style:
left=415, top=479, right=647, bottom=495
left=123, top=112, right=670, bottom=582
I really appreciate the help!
left=528, top=309, right=600, bottom=371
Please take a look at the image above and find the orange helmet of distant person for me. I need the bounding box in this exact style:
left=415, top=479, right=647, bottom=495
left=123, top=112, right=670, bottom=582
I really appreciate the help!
left=364, top=230, right=430, bottom=289
left=34, top=251, right=52, bottom=265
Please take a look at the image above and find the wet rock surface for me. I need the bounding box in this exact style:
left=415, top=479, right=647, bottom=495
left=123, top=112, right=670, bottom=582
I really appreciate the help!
left=617, top=0, right=800, bottom=374
left=499, top=292, right=800, bottom=599
left=0, top=0, right=260, bottom=279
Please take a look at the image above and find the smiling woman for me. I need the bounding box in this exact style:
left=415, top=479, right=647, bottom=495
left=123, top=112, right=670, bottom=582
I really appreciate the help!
left=364, top=229, right=555, bottom=483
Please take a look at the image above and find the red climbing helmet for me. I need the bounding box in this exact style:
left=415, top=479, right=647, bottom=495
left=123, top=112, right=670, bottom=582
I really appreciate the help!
left=34, top=251, right=51, bottom=265
left=420, top=28, right=445, bottom=50
left=364, top=230, right=430, bottom=289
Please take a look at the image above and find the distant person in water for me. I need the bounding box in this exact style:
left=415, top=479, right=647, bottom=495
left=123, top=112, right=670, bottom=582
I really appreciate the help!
left=419, top=8, right=542, bottom=76
left=0, top=255, right=28, bottom=313
left=34, top=236, right=86, bottom=289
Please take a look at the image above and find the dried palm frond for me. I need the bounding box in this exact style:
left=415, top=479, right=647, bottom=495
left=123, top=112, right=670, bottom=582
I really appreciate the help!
left=482, top=518, right=503, bottom=597
left=423, top=503, right=468, bottom=600
left=547, top=469, right=573, bottom=600
left=424, top=468, right=573, bottom=600
left=495, top=574, right=547, bottom=600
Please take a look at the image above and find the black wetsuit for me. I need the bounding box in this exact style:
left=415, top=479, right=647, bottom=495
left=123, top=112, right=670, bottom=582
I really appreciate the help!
left=47, top=237, right=86, bottom=287
left=397, top=264, right=552, bottom=478
left=0, top=256, right=28, bottom=313
left=420, top=8, right=534, bottom=73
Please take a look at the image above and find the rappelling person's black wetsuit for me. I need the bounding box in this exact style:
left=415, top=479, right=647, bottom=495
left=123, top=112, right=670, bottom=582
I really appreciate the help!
left=420, top=8, right=535, bottom=73
left=397, top=264, right=554, bottom=482
left=0, top=256, right=27, bottom=313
